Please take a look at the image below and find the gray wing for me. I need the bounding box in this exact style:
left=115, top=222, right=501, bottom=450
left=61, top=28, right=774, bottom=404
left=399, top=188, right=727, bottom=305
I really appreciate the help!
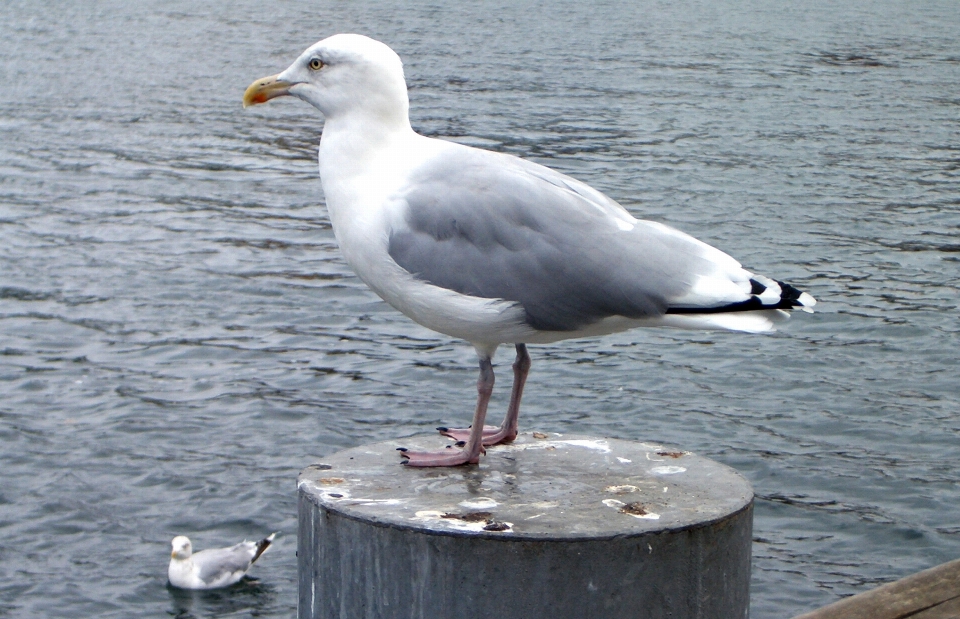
left=388, top=146, right=724, bottom=332
left=194, top=544, right=254, bottom=584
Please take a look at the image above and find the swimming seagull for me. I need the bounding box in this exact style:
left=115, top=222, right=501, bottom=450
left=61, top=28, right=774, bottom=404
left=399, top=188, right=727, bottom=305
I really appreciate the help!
left=168, top=533, right=276, bottom=589
left=243, top=34, right=815, bottom=467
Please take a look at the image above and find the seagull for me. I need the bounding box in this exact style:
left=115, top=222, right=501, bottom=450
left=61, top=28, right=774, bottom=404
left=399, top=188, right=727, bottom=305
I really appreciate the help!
left=168, top=533, right=276, bottom=590
left=243, top=34, right=815, bottom=468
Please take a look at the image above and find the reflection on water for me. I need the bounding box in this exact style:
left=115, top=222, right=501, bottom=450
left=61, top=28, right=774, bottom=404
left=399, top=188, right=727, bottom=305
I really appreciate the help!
left=1, top=1, right=958, bottom=618
left=167, top=580, right=276, bottom=619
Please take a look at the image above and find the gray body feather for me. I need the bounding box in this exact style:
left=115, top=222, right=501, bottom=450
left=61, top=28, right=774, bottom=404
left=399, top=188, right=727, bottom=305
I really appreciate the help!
left=194, top=542, right=262, bottom=584
left=388, top=149, right=721, bottom=332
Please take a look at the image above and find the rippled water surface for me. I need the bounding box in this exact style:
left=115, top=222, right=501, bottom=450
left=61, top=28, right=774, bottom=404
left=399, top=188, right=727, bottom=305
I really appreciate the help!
left=2, top=1, right=958, bottom=617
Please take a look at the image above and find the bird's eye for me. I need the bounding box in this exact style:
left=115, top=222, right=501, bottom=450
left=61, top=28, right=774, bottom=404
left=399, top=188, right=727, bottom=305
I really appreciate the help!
left=309, top=58, right=323, bottom=70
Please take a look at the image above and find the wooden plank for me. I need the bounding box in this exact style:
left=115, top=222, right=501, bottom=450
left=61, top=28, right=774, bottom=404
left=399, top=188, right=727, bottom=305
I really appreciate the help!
left=908, top=595, right=960, bottom=619
left=791, top=558, right=960, bottom=619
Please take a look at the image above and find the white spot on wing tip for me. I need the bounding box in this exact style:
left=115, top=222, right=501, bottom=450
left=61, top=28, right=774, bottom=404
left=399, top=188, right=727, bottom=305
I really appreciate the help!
left=757, top=286, right=781, bottom=304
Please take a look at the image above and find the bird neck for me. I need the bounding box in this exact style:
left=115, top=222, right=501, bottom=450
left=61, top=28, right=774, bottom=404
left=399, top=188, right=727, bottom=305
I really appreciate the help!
left=319, top=110, right=415, bottom=178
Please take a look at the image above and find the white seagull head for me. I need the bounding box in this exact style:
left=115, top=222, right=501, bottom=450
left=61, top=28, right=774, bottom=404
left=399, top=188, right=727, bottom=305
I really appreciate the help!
left=244, top=34, right=409, bottom=126
left=170, top=535, right=192, bottom=560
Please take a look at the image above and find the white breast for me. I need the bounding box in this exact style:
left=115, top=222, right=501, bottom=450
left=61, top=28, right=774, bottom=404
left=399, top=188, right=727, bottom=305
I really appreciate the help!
left=318, top=130, right=539, bottom=348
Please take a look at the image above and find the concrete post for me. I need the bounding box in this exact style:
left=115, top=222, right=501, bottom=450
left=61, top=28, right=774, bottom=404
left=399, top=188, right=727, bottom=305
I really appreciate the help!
left=298, top=433, right=753, bottom=619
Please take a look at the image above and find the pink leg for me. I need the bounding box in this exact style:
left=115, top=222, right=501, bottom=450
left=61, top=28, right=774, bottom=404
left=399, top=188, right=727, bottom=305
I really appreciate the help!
left=400, top=357, right=495, bottom=467
left=439, top=344, right=530, bottom=446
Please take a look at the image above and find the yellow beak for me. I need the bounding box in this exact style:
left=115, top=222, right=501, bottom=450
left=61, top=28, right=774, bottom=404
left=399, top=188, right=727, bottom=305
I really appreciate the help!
left=243, top=74, right=294, bottom=108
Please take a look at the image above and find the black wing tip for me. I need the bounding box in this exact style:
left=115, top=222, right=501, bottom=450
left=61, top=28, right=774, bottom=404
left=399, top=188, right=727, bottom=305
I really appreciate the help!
left=774, top=280, right=804, bottom=307
left=251, top=533, right=277, bottom=564
left=669, top=278, right=815, bottom=315
left=770, top=279, right=816, bottom=311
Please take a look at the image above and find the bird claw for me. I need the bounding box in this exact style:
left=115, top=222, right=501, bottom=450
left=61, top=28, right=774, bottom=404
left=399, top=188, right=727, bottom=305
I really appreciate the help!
left=439, top=425, right=517, bottom=446
left=399, top=448, right=481, bottom=467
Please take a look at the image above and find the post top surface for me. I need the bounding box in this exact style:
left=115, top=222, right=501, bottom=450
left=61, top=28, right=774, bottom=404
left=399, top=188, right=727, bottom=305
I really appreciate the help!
left=298, top=433, right=753, bottom=540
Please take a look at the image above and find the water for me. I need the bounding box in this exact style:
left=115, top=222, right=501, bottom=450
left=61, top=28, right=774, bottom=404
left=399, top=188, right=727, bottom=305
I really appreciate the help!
left=1, top=1, right=957, bottom=617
